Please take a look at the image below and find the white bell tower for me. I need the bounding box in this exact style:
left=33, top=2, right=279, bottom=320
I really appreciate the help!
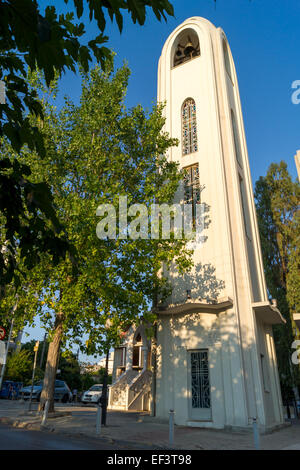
left=154, top=17, right=285, bottom=431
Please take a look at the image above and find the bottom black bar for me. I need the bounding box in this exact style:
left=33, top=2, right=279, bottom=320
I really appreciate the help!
left=0, top=449, right=293, bottom=466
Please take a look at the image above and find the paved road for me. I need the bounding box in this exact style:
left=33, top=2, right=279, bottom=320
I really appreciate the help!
left=0, top=424, right=120, bottom=450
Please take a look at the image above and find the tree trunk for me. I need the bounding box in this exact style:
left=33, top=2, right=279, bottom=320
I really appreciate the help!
left=38, top=312, right=64, bottom=413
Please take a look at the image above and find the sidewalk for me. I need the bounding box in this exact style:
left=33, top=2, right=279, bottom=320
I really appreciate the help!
left=0, top=399, right=299, bottom=450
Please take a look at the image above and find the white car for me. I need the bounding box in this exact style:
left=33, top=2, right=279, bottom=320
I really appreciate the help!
left=81, top=384, right=103, bottom=404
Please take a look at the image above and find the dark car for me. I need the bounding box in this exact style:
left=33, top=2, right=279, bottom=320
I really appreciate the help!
left=20, top=380, right=72, bottom=402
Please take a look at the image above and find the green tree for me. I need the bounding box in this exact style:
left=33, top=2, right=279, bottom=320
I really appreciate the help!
left=5, top=349, right=32, bottom=383
left=3, top=61, right=192, bottom=412
left=79, top=368, right=112, bottom=394
left=255, top=161, right=300, bottom=401
left=58, top=350, right=81, bottom=391
left=80, top=372, right=97, bottom=393
left=0, top=0, right=175, bottom=291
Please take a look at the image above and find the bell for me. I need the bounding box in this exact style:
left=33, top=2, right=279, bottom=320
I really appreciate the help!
left=176, top=47, right=182, bottom=57
left=184, top=40, right=195, bottom=56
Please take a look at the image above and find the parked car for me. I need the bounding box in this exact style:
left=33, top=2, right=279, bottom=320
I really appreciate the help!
left=20, top=380, right=72, bottom=403
left=0, top=381, right=23, bottom=399
left=81, top=384, right=103, bottom=404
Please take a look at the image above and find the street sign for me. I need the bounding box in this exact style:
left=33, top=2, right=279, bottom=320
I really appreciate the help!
left=0, top=326, right=6, bottom=341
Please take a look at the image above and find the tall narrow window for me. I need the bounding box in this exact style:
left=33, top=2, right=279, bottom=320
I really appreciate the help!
left=182, top=98, right=198, bottom=155
left=231, top=110, right=243, bottom=168
left=120, top=347, right=126, bottom=367
left=132, top=346, right=141, bottom=368
left=260, top=354, right=270, bottom=393
left=115, top=346, right=126, bottom=377
left=239, top=176, right=251, bottom=240
left=183, top=164, right=201, bottom=226
left=223, top=39, right=232, bottom=81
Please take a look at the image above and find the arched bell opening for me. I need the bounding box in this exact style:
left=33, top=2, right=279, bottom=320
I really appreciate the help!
left=172, top=28, right=200, bottom=68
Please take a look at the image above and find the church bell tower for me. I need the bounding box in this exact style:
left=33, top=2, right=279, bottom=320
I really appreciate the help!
left=154, top=17, right=285, bottom=431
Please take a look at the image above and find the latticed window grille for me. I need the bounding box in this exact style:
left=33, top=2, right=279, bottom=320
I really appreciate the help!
left=182, top=98, right=198, bottom=155
left=183, top=164, right=201, bottom=225
left=191, top=350, right=211, bottom=409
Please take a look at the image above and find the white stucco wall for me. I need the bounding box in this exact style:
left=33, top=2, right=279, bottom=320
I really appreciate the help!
left=156, top=311, right=250, bottom=428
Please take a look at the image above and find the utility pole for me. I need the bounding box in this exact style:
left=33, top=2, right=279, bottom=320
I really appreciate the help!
left=28, top=341, right=40, bottom=411
left=101, top=349, right=109, bottom=426
left=39, top=333, right=47, bottom=368
left=0, top=298, right=18, bottom=391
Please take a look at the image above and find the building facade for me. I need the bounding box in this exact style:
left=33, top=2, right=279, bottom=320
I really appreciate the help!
left=109, top=324, right=152, bottom=411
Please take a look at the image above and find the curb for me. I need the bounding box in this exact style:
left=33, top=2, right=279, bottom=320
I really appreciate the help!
left=17, top=411, right=72, bottom=419
left=0, top=416, right=172, bottom=449
left=0, top=416, right=42, bottom=431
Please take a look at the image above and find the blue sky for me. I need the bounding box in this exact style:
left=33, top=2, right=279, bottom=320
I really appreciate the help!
left=24, top=0, right=300, bottom=362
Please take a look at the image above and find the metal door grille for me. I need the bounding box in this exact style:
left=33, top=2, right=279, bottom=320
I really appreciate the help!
left=191, top=350, right=210, bottom=409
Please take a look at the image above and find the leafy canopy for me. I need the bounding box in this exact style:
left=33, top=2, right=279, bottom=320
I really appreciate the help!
left=255, top=161, right=300, bottom=396
left=0, top=0, right=174, bottom=152
left=0, top=0, right=174, bottom=291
